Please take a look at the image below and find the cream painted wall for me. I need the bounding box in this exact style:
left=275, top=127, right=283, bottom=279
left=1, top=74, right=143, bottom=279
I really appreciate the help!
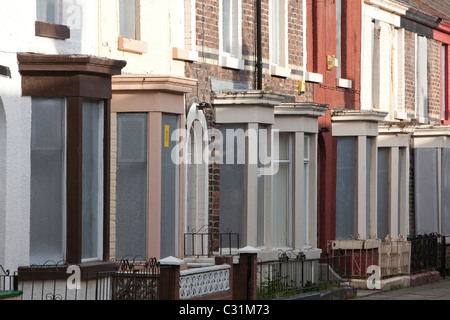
left=98, top=0, right=186, bottom=76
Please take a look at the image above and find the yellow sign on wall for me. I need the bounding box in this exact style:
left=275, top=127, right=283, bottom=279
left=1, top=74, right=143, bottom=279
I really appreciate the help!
left=164, top=125, right=170, bottom=148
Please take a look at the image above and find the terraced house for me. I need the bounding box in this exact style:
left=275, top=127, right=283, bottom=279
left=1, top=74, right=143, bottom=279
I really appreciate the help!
left=0, top=0, right=449, bottom=301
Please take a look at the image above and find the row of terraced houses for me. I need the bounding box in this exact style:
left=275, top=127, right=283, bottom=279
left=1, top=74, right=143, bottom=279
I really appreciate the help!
left=0, top=0, right=450, bottom=300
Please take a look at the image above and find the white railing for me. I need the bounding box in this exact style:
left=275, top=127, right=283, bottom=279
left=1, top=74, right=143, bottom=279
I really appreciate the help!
left=179, top=265, right=230, bottom=300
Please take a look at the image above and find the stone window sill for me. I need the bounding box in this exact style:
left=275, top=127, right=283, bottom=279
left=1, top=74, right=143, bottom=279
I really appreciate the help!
left=221, top=55, right=244, bottom=70
left=270, top=64, right=291, bottom=78
left=118, top=36, right=148, bottom=54
left=304, top=71, right=323, bottom=84
left=172, top=47, right=198, bottom=62
left=35, top=21, right=70, bottom=40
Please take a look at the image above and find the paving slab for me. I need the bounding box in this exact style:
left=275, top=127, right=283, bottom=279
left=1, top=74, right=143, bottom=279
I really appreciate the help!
left=355, top=279, right=450, bottom=300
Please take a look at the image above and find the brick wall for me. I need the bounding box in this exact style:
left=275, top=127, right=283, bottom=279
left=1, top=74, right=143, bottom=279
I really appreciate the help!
left=160, top=253, right=258, bottom=300
left=404, top=30, right=416, bottom=117
left=428, top=38, right=442, bottom=124
left=186, top=0, right=313, bottom=105
left=185, top=0, right=313, bottom=239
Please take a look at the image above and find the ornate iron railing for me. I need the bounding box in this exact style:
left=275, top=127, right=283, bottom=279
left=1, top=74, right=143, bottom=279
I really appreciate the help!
left=184, top=225, right=240, bottom=257
left=408, top=233, right=439, bottom=274
left=10, top=257, right=160, bottom=300
left=257, top=250, right=350, bottom=299
left=112, top=257, right=160, bottom=300
left=0, top=265, right=18, bottom=291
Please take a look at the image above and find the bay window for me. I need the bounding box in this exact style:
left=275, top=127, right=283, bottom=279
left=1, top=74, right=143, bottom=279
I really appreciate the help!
left=19, top=53, right=126, bottom=266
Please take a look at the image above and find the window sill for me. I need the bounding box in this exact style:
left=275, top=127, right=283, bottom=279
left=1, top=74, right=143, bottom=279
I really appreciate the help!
left=172, top=47, right=198, bottom=62
left=18, top=261, right=117, bottom=281
left=270, top=64, right=291, bottom=78
left=220, top=55, right=244, bottom=70
left=35, top=21, right=70, bottom=40
left=394, top=111, right=408, bottom=120
left=118, top=36, right=148, bottom=54
left=337, top=78, right=353, bottom=89
left=304, top=71, right=323, bottom=84
left=418, top=115, right=429, bottom=124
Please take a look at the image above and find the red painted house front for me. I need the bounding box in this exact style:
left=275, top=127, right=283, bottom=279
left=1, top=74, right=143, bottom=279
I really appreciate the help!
left=306, top=0, right=362, bottom=249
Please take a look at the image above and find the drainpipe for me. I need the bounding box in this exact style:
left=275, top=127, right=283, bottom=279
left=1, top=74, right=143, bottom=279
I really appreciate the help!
left=256, top=0, right=263, bottom=90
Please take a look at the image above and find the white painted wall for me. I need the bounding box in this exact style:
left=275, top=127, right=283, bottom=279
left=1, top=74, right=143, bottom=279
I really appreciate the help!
left=0, top=0, right=98, bottom=271
left=98, top=0, right=186, bottom=76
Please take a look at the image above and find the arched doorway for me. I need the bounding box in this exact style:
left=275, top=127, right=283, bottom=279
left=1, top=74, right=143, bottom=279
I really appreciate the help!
left=185, top=104, right=209, bottom=255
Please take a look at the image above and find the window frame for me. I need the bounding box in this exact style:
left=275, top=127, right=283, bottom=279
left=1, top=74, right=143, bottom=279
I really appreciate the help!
left=269, top=0, right=290, bottom=78
left=118, top=0, right=148, bottom=54
left=35, top=0, right=70, bottom=40
left=219, top=0, right=244, bottom=70
left=172, top=0, right=199, bottom=62
left=416, top=35, right=429, bottom=123
left=119, top=0, right=140, bottom=40
left=273, top=133, right=293, bottom=248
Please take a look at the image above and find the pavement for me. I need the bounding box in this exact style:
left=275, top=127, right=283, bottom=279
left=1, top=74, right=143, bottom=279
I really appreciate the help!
left=354, top=278, right=450, bottom=300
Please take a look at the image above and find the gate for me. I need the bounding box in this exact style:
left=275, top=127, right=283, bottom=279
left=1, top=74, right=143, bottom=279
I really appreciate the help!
left=112, top=258, right=160, bottom=300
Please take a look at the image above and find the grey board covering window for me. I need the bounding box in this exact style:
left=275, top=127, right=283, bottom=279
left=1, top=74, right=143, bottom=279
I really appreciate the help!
left=119, top=0, right=137, bottom=39
left=336, top=137, right=356, bottom=240
left=417, top=36, right=428, bottom=119
left=36, top=0, right=62, bottom=24
left=377, top=148, right=389, bottom=240
left=160, top=114, right=179, bottom=259
left=273, top=133, right=291, bottom=247
left=366, top=137, right=373, bottom=237
left=414, top=148, right=439, bottom=234
left=442, top=149, right=450, bottom=235
left=220, top=124, right=245, bottom=248
left=116, top=114, right=148, bottom=259
left=30, top=98, right=66, bottom=265
left=82, top=101, right=104, bottom=261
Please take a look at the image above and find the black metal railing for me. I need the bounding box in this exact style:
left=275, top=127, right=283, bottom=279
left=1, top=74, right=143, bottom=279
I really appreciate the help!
left=408, top=233, right=439, bottom=274
left=112, top=257, right=160, bottom=300
left=9, top=257, right=160, bottom=300
left=184, top=226, right=240, bottom=257
left=439, top=235, right=450, bottom=279
left=0, top=265, right=18, bottom=291
left=257, top=250, right=350, bottom=299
